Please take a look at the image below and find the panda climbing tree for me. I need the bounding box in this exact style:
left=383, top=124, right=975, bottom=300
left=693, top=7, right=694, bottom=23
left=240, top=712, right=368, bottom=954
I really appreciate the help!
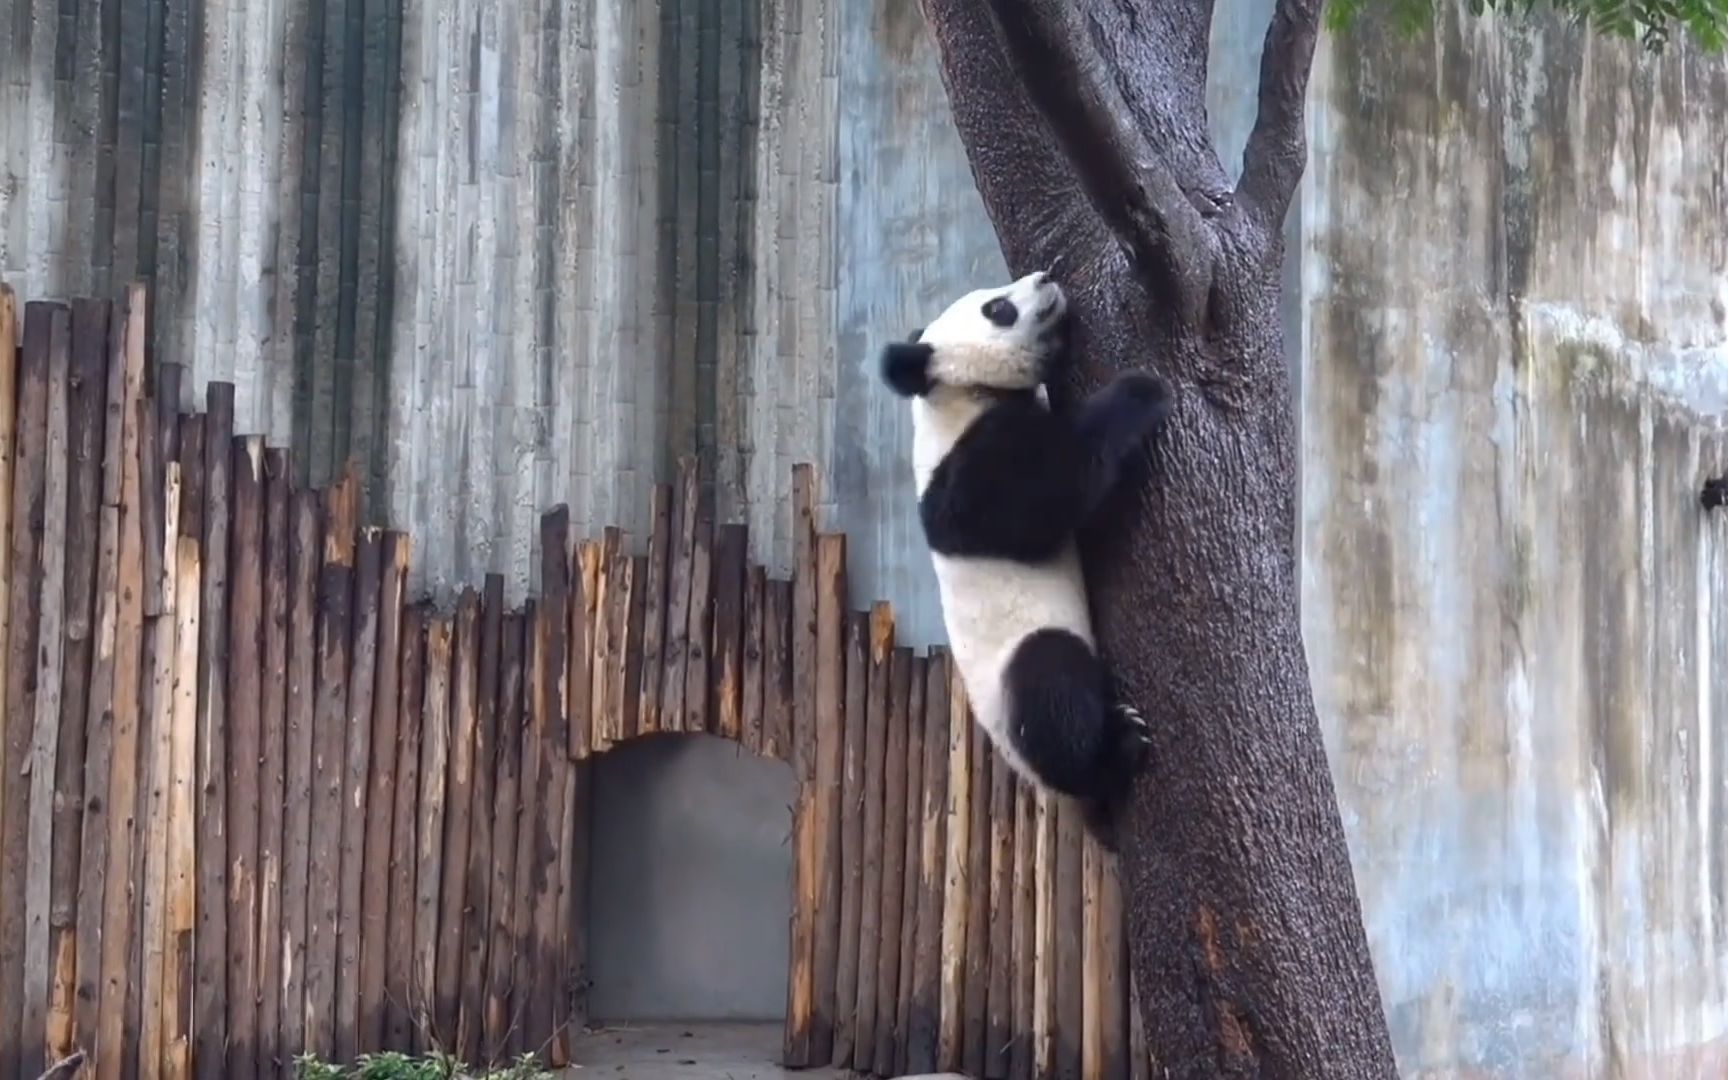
left=912, top=1, right=1728, bottom=1078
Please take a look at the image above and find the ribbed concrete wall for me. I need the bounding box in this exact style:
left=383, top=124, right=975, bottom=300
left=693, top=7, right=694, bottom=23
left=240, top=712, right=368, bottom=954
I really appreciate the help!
left=1302, top=10, right=1728, bottom=1076
left=0, top=0, right=908, bottom=623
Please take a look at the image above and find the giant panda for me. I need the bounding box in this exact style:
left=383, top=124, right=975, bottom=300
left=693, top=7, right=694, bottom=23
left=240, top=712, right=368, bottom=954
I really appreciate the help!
left=879, top=270, right=1173, bottom=841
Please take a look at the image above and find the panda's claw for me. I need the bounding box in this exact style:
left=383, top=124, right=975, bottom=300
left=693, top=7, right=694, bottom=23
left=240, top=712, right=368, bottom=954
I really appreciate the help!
left=1113, top=702, right=1148, bottom=733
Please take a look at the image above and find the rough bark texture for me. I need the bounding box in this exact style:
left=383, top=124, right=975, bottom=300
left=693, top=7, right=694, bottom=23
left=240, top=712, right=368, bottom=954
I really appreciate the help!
left=917, top=2, right=1398, bottom=1077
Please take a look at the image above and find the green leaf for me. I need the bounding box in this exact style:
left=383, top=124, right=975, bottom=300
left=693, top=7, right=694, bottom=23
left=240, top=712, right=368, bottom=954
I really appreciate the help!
left=1324, top=0, right=1728, bottom=51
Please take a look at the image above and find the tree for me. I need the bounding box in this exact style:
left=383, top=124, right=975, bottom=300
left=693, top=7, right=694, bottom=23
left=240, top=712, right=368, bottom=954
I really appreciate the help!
left=915, top=0, right=1726, bottom=1077
left=917, top=2, right=1392, bottom=1075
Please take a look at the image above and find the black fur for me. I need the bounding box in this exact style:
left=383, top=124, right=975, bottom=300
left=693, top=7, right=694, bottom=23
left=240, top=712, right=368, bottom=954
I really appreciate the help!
left=881, top=342, right=935, bottom=397
left=918, top=372, right=1173, bottom=562
left=1001, top=628, right=1150, bottom=809
left=1704, top=476, right=1727, bottom=511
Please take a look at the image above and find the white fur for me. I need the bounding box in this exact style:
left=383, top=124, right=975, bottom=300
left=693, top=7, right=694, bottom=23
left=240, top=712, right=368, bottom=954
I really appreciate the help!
left=906, top=273, right=1099, bottom=787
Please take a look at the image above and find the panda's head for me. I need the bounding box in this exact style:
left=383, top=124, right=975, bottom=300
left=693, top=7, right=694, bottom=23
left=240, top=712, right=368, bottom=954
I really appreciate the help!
left=879, top=271, right=1067, bottom=399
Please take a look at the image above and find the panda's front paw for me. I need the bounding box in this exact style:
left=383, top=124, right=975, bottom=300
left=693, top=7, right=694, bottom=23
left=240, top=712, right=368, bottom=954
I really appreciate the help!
left=1112, top=372, right=1174, bottom=433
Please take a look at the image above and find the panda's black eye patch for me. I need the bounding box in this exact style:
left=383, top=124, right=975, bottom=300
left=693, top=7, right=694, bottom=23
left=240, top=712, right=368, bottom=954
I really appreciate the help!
left=982, top=297, right=1019, bottom=328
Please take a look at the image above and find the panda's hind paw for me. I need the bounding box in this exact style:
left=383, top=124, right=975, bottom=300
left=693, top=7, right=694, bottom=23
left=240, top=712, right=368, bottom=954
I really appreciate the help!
left=1107, top=702, right=1153, bottom=778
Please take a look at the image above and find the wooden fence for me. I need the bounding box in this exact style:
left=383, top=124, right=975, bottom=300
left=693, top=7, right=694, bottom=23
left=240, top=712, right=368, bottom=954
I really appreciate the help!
left=0, top=283, right=1148, bottom=1080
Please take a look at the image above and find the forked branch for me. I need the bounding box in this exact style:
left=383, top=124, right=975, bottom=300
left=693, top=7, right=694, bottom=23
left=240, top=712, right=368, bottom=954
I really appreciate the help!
left=1237, top=0, right=1324, bottom=232
left=986, top=0, right=1215, bottom=309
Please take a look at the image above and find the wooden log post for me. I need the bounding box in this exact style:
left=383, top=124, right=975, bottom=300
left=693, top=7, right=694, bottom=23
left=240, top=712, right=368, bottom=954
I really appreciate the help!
left=893, top=655, right=930, bottom=1075
left=711, top=523, right=748, bottom=742
left=138, top=460, right=179, bottom=1067
left=871, top=646, right=913, bottom=1072
left=0, top=299, right=50, bottom=1079
left=0, top=287, right=15, bottom=1001
left=73, top=304, right=131, bottom=1061
left=305, top=473, right=358, bottom=1060
left=966, top=730, right=995, bottom=1079
left=139, top=465, right=182, bottom=1077
left=938, top=662, right=971, bottom=1073
left=255, top=449, right=293, bottom=1076
left=1033, top=790, right=1056, bottom=1079
left=457, top=575, right=505, bottom=1062
left=635, top=484, right=673, bottom=736
left=510, top=606, right=546, bottom=1059
left=1010, top=776, right=1035, bottom=1080
left=763, top=581, right=792, bottom=762
left=279, top=487, right=322, bottom=1068
left=385, top=604, right=429, bottom=1049
left=1083, top=831, right=1129, bottom=1080
left=851, top=603, right=893, bottom=1073
left=483, top=613, right=526, bottom=1059
left=908, top=651, right=951, bottom=1074
left=809, top=532, right=846, bottom=1063
left=681, top=487, right=716, bottom=735
left=21, top=303, right=70, bottom=1080
left=783, top=465, right=820, bottom=1066
left=606, top=553, right=642, bottom=744
left=740, top=567, right=767, bottom=756
left=434, top=589, right=480, bottom=1045
left=47, top=298, right=109, bottom=1064
left=164, top=534, right=202, bottom=1080
left=568, top=539, right=599, bottom=760
left=19, top=300, right=69, bottom=1078
left=658, top=459, right=698, bottom=735
left=95, top=291, right=148, bottom=1080
left=359, top=531, right=409, bottom=1052
left=626, top=556, right=649, bottom=739
left=413, top=617, right=454, bottom=1050
left=336, top=529, right=384, bottom=1062
left=192, top=380, right=235, bottom=1080
left=1055, top=800, right=1085, bottom=1077
left=225, top=436, right=266, bottom=1080
left=587, top=530, right=619, bottom=751
left=832, top=611, right=869, bottom=1065
left=520, top=509, right=570, bottom=1052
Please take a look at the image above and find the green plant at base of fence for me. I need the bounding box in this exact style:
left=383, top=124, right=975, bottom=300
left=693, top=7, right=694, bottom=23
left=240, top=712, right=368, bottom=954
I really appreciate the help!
left=293, top=1050, right=553, bottom=1080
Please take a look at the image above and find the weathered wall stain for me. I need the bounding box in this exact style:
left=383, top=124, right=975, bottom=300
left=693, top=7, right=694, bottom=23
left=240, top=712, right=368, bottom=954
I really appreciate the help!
left=1306, top=4, right=1728, bottom=1076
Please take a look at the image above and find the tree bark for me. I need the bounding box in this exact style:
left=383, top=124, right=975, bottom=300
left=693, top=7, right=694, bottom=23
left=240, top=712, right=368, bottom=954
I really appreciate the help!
left=918, top=2, right=1400, bottom=1077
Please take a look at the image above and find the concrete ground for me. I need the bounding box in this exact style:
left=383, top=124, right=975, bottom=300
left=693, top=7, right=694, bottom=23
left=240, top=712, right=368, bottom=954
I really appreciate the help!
left=568, top=1023, right=844, bottom=1078
left=566, top=1023, right=966, bottom=1079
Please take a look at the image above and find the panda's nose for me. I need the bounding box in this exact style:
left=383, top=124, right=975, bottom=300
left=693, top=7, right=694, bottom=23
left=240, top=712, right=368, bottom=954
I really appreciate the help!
left=1030, top=270, right=1049, bottom=286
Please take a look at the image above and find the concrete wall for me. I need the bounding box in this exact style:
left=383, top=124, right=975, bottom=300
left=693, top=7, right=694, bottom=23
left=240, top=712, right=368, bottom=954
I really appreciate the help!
left=585, top=735, right=797, bottom=1023
left=1301, top=8, right=1728, bottom=1076
left=6, top=0, right=1728, bottom=1071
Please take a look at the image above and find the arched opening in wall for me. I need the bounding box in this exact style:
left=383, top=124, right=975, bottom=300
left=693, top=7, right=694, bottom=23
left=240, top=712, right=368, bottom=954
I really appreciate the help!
left=579, top=733, right=797, bottom=1066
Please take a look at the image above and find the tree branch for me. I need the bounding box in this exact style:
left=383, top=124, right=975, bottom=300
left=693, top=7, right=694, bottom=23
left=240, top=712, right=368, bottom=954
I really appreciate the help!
left=919, top=0, right=1105, bottom=280
left=1236, top=0, right=1323, bottom=233
left=987, top=0, right=1215, bottom=307
left=1088, top=0, right=1233, bottom=205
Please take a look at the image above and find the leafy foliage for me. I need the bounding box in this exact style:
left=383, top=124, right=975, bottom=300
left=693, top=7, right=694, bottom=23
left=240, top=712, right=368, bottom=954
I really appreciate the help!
left=292, top=1050, right=553, bottom=1080
left=1324, top=0, right=1728, bottom=52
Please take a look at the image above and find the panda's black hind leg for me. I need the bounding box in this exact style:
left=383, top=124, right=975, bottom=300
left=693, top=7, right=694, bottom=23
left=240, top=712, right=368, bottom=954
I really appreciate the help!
left=1002, top=630, right=1153, bottom=817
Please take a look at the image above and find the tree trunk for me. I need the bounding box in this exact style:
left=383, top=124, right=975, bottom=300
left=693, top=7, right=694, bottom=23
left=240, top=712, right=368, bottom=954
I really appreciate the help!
left=919, top=1, right=1401, bottom=1076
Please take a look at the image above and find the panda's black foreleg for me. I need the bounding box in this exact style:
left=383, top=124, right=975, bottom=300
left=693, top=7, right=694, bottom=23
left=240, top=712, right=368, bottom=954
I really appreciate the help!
left=1073, top=370, right=1174, bottom=523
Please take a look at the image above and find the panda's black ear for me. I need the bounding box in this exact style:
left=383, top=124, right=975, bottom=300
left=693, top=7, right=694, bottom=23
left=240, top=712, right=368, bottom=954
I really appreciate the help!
left=880, top=342, right=936, bottom=397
